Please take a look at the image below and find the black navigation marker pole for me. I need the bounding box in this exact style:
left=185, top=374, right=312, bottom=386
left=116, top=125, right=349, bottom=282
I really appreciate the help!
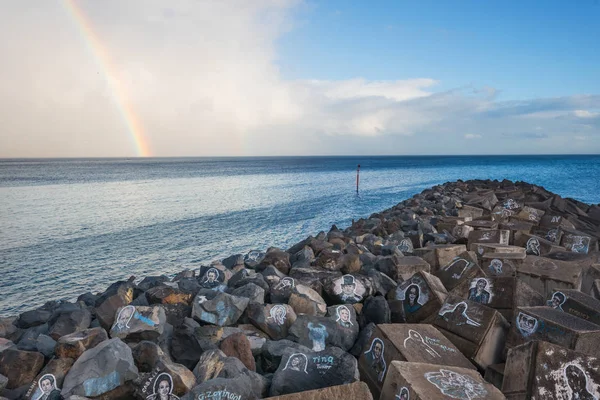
left=356, top=164, right=360, bottom=193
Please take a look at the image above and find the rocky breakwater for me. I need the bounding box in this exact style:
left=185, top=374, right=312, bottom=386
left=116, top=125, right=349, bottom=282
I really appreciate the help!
left=1, top=178, right=600, bottom=400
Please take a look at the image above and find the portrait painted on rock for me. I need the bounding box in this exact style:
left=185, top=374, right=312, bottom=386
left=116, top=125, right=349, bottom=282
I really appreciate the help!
left=35, top=374, right=62, bottom=400
left=112, top=305, right=135, bottom=333
left=468, top=278, right=493, bottom=305
left=364, top=337, right=387, bottom=382
left=307, top=322, right=328, bottom=351
left=274, top=277, right=295, bottom=291
left=487, top=259, right=504, bottom=275
left=570, top=236, right=591, bottom=254
left=199, top=267, right=223, bottom=289
left=395, top=387, right=410, bottom=400
left=442, top=258, right=474, bottom=280
left=268, top=304, right=288, bottom=325
left=526, top=237, right=541, bottom=256
left=334, top=275, right=364, bottom=303
left=562, top=363, right=598, bottom=400
left=397, top=238, right=414, bottom=253
left=516, top=312, right=539, bottom=337
left=396, top=277, right=430, bottom=316
left=547, top=291, right=566, bottom=311
left=403, top=329, right=440, bottom=358
left=438, top=302, right=481, bottom=327
left=425, top=369, right=488, bottom=399
left=335, top=305, right=354, bottom=328
left=244, top=250, right=265, bottom=264
left=283, top=353, right=309, bottom=374
left=146, top=373, right=179, bottom=400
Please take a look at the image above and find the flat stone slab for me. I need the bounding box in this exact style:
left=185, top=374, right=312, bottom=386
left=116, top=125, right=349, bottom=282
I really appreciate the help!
left=504, top=340, right=600, bottom=399
left=467, top=230, right=510, bottom=251
left=546, top=288, right=600, bottom=326
left=434, top=252, right=485, bottom=292
left=516, top=255, right=585, bottom=298
left=507, top=306, right=600, bottom=358
left=379, top=361, right=505, bottom=400
left=358, top=323, right=474, bottom=399
left=412, top=244, right=466, bottom=272
left=263, top=382, right=372, bottom=400
left=386, top=271, right=447, bottom=323
left=432, top=294, right=509, bottom=369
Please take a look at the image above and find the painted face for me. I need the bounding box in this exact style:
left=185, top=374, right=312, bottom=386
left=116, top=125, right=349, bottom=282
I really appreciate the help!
left=477, top=280, right=486, bottom=290
left=374, top=342, right=382, bottom=359
left=552, top=296, right=562, bottom=307
left=408, top=287, right=417, bottom=301
left=291, top=357, right=300, bottom=368
left=41, top=379, right=52, bottom=394
left=207, top=271, right=216, bottom=282
left=158, top=380, right=170, bottom=396
left=118, top=307, right=133, bottom=325
left=340, top=308, right=350, bottom=321
left=342, top=284, right=355, bottom=295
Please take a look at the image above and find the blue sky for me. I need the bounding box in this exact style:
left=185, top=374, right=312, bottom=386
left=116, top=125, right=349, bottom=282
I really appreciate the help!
left=0, top=0, right=599, bottom=156
left=277, top=1, right=600, bottom=99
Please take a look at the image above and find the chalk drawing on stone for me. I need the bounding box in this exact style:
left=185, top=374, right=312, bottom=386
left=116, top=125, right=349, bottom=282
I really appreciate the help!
left=468, top=278, right=493, bottom=305
left=200, top=267, right=221, bottom=289
left=480, top=232, right=493, bottom=241
left=274, top=277, right=295, bottom=291
left=504, top=199, right=520, bottom=210
left=547, top=291, right=566, bottom=311
left=488, top=259, right=503, bottom=275
left=438, top=302, right=481, bottom=327
left=35, top=374, right=61, bottom=400
left=283, top=353, right=309, bottom=374
left=398, top=238, right=414, bottom=253
left=571, top=236, right=591, bottom=254
left=146, top=373, right=179, bottom=400
left=245, top=250, right=264, bottom=263
left=307, top=322, right=328, bottom=351
left=335, top=275, right=363, bottom=303
left=533, top=258, right=558, bottom=271
left=364, top=337, right=387, bottom=382
left=526, top=238, right=541, bottom=256
left=397, top=277, right=430, bottom=316
left=112, top=305, right=135, bottom=333
left=395, top=386, right=410, bottom=400
left=546, top=229, right=559, bottom=243
left=425, top=369, right=488, bottom=400
left=335, top=305, right=353, bottom=328
left=403, top=329, right=440, bottom=358
left=268, top=305, right=287, bottom=325
left=516, top=312, right=539, bottom=337
left=563, top=363, right=598, bottom=400
left=442, top=258, right=474, bottom=280
left=197, top=295, right=208, bottom=304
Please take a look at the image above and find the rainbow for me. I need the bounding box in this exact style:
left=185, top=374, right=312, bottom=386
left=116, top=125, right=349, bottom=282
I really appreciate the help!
left=62, top=0, right=151, bottom=157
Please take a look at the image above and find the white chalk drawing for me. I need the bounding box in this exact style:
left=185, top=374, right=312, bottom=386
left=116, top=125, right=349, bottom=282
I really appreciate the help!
left=282, top=353, right=309, bottom=374
left=571, top=236, right=591, bottom=254
left=547, top=291, right=566, bottom=312
left=268, top=305, right=288, bottom=325
left=146, top=373, right=179, bottom=400
left=245, top=250, right=264, bottom=263
left=200, top=267, right=222, bottom=289
left=480, top=232, right=493, bottom=241
left=516, top=312, right=539, bottom=337
left=403, top=329, right=440, bottom=358
left=364, top=337, right=387, bottom=382
left=551, top=216, right=561, bottom=223
left=526, top=237, right=541, bottom=256
left=504, top=199, right=520, bottom=210
left=397, top=277, right=430, bottom=316
left=395, top=386, right=410, bottom=400
left=112, top=305, right=135, bottom=333
left=500, top=230, right=509, bottom=245
left=442, top=258, right=474, bottom=280
left=335, top=305, right=353, bottom=328
left=274, top=277, right=295, bottom=291
left=488, top=259, right=503, bottom=275
left=438, top=302, right=481, bottom=327
left=197, top=295, right=208, bottom=304
left=338, top=275, right=363, bottom=303
left=398, top=238, right=414, bottom=253
left=563, top=363, right=598, bottom=400
left=546, top=229, right=559, bottom=243
left=35, top=374, right=61, bottom=400
left=307, top=322, right=328, bottom=351
left=425, top=369, right=488, bottom=399
left=468, top=278, right=493, bottom=305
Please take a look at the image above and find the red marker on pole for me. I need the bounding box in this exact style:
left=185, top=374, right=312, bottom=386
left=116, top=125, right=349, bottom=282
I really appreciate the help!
left=356, top=164, right=360, bottom=193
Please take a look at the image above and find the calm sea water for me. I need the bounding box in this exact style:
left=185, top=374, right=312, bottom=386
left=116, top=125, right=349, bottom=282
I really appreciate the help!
left=1, top=155, right=599, bottom=316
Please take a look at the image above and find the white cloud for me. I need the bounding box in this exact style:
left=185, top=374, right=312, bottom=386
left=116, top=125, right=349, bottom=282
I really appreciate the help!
left=0, top=1, right=599, bottom=157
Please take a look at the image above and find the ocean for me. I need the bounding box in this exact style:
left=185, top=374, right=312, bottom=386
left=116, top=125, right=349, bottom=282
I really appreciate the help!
left=1, top=155, right=599, bottom=317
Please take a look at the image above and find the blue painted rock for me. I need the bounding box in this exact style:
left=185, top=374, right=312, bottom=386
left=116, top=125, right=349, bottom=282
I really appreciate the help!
left=191, top=291, right=249, bottom=327
left=61, top=338, right=138, bottom=398
left=109, top=305, right=166, bottom=342
left=288, top=306, right=358, bottom=352
left=268, top=346, right=359, bottom=397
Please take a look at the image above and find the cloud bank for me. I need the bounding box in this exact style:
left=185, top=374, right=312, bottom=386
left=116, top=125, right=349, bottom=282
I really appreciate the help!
left=0, top=0, right=598, bottom=157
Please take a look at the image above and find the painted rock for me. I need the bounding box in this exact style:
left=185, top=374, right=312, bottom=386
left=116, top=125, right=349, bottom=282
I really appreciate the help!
left=94, top=281, right=136, bottom=330
left=0, top=348, right=45, bottom=389
left=379, top=361, right=505, bottom=400
left=191, top=291, right=249, bottom=327
left=244, top=250, right=266, bottom=269
left=514, top=233, right=563, bottom=257
left=467, top=229, right=510, bottom=252
left=247, top=303, right=297, bottom=340
left=387, top=271, right=448, bottom=323
left=434, top=252, right=485, bottom=292
left=24, top=358, right=74, bottom=400
left=504, top=341, right=600, bottom=399
left=198, top=265, right=230, bottom=292
left=269, top=277, right=297, bottom=304
left=288, top=306, right=359, bottom=352
left=322, top=274, right=372, bottom=305
left=260, top=340, right=312, bottom=374
left=61, top=338, right=139, bottom=398
left=268, top=346, right=359, bottom=397
left=545, top=288, right=600, bottom=326
left=433, top=294, right=509, bottom=369
left=358, top=324, right=474, bottom=399
left=479, top=254, right=523, bottom=277
left=109, top=305, right=166, bottom=342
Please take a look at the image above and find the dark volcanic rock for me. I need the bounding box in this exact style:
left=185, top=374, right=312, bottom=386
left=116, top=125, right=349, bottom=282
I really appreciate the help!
left=322, top=274, right=372, bottom=305
left=258, top=248, right=291, bottom=275
left=230, top=283, right=265, bottom=304
left=360, top=296, right=391, bottom=325
left=48, top=308, right=92, bottom=340
left=170, top=319, right=204, bottom=370
left=55, top=327, right=108, bottom=360
left=146, top=285, right=193, bottom=305
left=17, top=310, right=52, bottom=329
left=244, top=250, right=266, bottom=269
left=137, top=275, right=169, bottom=292
left=219, top=332, right=256, bottom=372
left=288, top=307, right=359, bottom=352
left=0, top=348, right=45, bottom=389
left=247, top=303, right=297, bottom=340
left=269, top=277, right=296, bottom=304
left=94, top=281, right=136, bottom=330
left=288, top=284, right=327, bottom=316
left=109, top=305, right=166, bottom=342
left=191, top=291, right=249, bottom=327
left=269, top=346, right=359, bottom=397
left=24, top=358, right=74, bottom=400
left=260, top=340, right=312, bottom=374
